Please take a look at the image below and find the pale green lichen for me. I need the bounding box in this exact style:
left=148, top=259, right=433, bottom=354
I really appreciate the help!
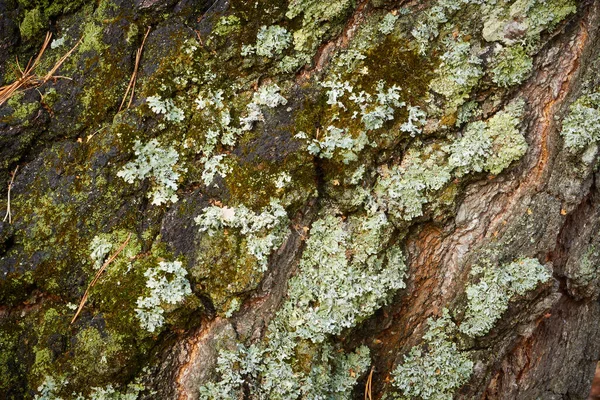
left=199, top=342, right=370, bottom=400
left=374, top=145, right=452, bottom=221
left=198, top=210, right=406, bottom=398
left=484, top=99, right=528, bottom=174
left=304, top=126, right=370, bottom=164
left=491, top=44, right=533, bottom=88
left=378, top=13, right=399, bottom=35
left=459, top=258, right=551, bottom=337
left=482, top=0, right=576, bottom=46
left=410, top=0, right=481, bottom=55
left=277, top=211, right=406, bottom=341
left=446, top=99, right=527, bottom=176
left=359, top=81, right=404, bottom=131
left=35, top=374, right=145, bottom=400
left=117, top=139, right=185, bottom=205
left=400, top=106, right=427, bottom=136
left=240, top=83, right=288, bottom=130
left=135, top=260, right=192, bottom=333
left=50, top=36, right=65, bottom=49
left=89, top=235, right=113, bottom=269
left=146, top=95, right=185, bottom=123
left=429, top=36, right=483, bottom=112
left=560, top=92, right=600, bottom=149
left=392, top=310, right=473, bottom=400
left=242, top=25, right=292, bottom=58
left=447, top=121, right=491, bottom=176
left=285, top=0, right=355, bottom=68
left=195, top=199, right=290, bottom=272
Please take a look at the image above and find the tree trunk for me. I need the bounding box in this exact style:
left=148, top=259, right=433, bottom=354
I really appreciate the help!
left=1, top=0, right=600, bottom=399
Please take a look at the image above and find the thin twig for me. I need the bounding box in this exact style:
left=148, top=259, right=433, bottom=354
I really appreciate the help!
left=119, top=26, right=151, bottom=112
left=42, top=35, right=84, bottom=84
left=364, top=366, right=374, bottom=400
left=71, top=232, right=132, bottom=324
left=3, top=166, right=18, bottom=224
left=0, top=32, right=82, bottom=107
left=86, top=125, right=107, bottom=142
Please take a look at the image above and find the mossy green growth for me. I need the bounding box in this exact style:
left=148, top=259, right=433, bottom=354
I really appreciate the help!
left=212, top=15, right=242, bottom=37
left=69, top=327, right=128, bottom=382
left=20, top=8, right=46, bottom=40
left=18, top=0, right=87, bottom=40
left=459, top=257, right=551, bottom=337
left=0, top=330, right=24, bottom=395
left=392, top=309, right=473, bottom=400
left=79, top=21, right=107, bottom=54
left=5, top=92, right=40, bottom=123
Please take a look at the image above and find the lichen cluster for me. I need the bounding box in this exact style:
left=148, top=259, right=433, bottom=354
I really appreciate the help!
left=199, top=209, right=406, bottom=398
left=560, top=92, right=600, bottom=149
left=135, top=260, right=192, bottom=333
left=392, top=310, right=474, bottom=400
left=460, top=258, right=551, bottom=337
left=117, top=139, right=184, bottom=205
left=195, top=199, right=290, bottom=272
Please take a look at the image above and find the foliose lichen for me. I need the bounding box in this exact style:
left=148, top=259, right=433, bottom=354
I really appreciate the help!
left=117, top=139, right=185, bottom=206
left=135, top=260, right=192, bottom=333
left=459, top=257, right=551, bottom=337
left=491, top=44, right=533, bottom=88
left=198, top=209, right=406, bottom=398
left=446, top=99, right=527, bottom=176
left=560, top=92, right=600, bottom=149
left=194, top=199, right=290, bottom=272
left=242, top=25, right=292, bottom=58
left=392, top=310, right=473, bottom=400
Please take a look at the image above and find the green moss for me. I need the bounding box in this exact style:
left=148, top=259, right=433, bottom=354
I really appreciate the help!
left=18, top=0, right=87, bottom=19
left=0, top=330, right=24, bottom=395
left=79, top=21, right=107, bottom=54
left=6, top=92, right=40, bottom=122
left=18, top=0, right=87, bottom=40
left=70, top=327, right=126, bottom=379
left=19, top=8, right=46, bottom=40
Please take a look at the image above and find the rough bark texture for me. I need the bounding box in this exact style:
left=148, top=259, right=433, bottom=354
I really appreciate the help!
left=1, top=0, right=600, bottom=399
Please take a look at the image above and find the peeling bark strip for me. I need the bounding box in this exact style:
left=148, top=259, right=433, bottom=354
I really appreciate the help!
left=2, top=0, right=600, bottom=399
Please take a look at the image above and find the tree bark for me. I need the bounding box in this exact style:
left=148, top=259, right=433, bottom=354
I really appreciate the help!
left=1, top=0, right=600, bottom=399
